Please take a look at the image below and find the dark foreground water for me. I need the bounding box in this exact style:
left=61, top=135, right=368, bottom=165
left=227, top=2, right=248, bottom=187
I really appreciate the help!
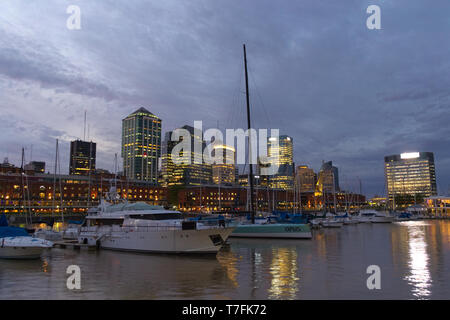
left=1, top=220, right=450, bottom=299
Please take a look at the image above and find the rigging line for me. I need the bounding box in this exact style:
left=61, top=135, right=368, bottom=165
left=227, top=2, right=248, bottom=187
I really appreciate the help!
left=247, top=65, right=272, bottom=131
left=225, top=61, right=244, bottom=130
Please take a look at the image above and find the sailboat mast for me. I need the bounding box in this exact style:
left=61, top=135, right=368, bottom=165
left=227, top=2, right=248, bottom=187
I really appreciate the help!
left=243, top=44, right=255, bottom=224
left=52, top=140, right=58, bottom=218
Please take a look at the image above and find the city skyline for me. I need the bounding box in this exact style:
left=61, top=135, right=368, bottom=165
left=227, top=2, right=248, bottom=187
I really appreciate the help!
left=1, top=1, right=449, bottom=197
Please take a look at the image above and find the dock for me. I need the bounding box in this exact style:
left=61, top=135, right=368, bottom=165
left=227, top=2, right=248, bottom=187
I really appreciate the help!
left=53, top=240, right=97, bottom=250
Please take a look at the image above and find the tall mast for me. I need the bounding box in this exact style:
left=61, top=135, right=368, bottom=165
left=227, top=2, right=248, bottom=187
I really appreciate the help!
left=58, top=141, right=64, bottom=223
left=243, top=44, right=255, bottom=224
left=20, top=147, right=28, bottom=225
left=52, top=140, right=58, bottom=218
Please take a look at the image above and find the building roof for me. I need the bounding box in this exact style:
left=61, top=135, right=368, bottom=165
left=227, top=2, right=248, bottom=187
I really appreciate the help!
left=127, top=107, right=160, bottom=119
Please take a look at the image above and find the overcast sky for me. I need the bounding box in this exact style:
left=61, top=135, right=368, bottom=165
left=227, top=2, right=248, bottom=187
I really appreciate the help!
left=0, top=0, right=449, bottom=197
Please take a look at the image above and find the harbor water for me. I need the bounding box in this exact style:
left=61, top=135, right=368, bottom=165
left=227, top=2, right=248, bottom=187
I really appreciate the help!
left=1, top=220, right=450, bottom=299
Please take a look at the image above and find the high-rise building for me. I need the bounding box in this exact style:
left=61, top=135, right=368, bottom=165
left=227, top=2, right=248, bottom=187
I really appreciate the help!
left=385, top=152, right=437, bottom=205
left=267, top=135, right=294, bottom=190
left=212, top=144, right=236, bottom=185
left=295, top=165, right=316, bottom=193
left=161, top=125, right=211, bottom=186
left=122, top=107, right=162, bottom=184
left=316, top=161, right=339, bottom=194
left=69, top=140, right=96, bottom=175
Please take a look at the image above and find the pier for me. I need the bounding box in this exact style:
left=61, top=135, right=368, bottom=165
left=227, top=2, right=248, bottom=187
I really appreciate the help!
left=53, top=240, right=97, bottom=251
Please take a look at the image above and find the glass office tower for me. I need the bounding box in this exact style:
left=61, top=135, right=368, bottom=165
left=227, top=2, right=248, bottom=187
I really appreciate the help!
left=267, top=135, right=294, bottom=190
left=161, top=125, right=211, bottom=186
left=69, top=140, right=96, bottom=175
left=385, top=152, right=437, bottom=206
left=122, top=107, right=161, bottom=184
left=212, top=144, right=236, bottom=185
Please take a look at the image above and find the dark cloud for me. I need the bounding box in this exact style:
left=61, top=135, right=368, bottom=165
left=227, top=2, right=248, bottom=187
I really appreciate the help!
left=0, top=0, right=449, bottom=196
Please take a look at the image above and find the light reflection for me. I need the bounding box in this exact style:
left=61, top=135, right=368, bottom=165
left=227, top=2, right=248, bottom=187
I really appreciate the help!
left=404, top=222, right=432, bottom=299
left=268, top=248, right=299, bottom=300
left=216, top=251, right=239, bottom=288
left=41, top=260, right=49, bottom=273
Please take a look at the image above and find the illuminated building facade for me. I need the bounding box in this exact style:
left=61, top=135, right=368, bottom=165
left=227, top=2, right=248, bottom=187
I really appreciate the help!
left=122, top=107, right=161, bottom=184
left=212, top=144, right=236, bottom=185
left=425, top=196, right=450, bottom=217
left=0, top=171, right=166, bottom=215
left=316, top=161, right=339, bottom=195
left=176, top=185, right=365, bottom=213
left=295, top=165, right=316, bottom=192
left=161, top=125, right=211, bottom=186
left=385, top=152, right=437, bottom=205
left=69, top=140, right=96, bottom=176
left=267, top=135, right=294, bottom=190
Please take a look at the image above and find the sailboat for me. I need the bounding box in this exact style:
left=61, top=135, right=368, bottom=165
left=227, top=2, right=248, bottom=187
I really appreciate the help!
left=230, top=44, right=311, bottom=239
left=35, top=139, right=64, bottom=241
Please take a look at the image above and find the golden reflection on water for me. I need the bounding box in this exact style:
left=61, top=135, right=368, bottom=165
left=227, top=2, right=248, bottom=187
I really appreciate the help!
left=216, top=251, right=239, bottom=288
left=41, top=260, right=49, bottom=273
left=404, top=222, right=432, bottom=299
left=268, top=247, right=299, bottom=300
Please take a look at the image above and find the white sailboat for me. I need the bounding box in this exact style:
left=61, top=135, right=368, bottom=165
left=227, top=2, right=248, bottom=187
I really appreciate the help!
left=229, top=44, right=312, bottom=239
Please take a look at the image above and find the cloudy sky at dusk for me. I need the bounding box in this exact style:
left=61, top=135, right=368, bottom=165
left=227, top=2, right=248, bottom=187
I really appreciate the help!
left=0, top=0, right=449, bottom=196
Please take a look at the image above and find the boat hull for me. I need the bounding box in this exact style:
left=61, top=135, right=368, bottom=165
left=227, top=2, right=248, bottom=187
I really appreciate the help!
left=230, top=224, right=312, bottom=239
left=0, top=247, right=45, bottom=259
left=79, top=226, right=235, bottom=254
left=321, top=222, right=343, bottom=228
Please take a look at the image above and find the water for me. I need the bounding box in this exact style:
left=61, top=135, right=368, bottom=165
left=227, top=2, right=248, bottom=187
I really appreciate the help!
left=1, top=220, right=450, bottom=299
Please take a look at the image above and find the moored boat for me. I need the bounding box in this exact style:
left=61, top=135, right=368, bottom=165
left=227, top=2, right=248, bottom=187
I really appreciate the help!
left=78, top=197, right=235, bottom=254
left=0, top=215, right=53, bottom=259
left=357, top=210, right=394, bottom=223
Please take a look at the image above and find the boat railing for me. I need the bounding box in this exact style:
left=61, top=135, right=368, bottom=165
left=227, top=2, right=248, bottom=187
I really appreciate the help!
left=80, top=222, right=232, bottom=233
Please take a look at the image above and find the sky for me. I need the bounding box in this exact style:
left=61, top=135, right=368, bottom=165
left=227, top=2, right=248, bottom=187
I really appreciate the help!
left=0, top=0, right=449, bottom=197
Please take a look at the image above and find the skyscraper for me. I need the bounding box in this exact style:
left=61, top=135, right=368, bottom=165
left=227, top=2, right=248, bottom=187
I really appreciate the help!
left=267, top=135, right=294, bottom=190
left=161, top=125, right=211, bottom=186
left=316, top=161, right=339, bottom=194
left=385, top=152, right=437, bottom=205
left=296, top=165, right=316, bottom=193
left=69, top=140, right=96, bottom=175
left=212, top=144, right=236, bottom=185
left=122, top=107, right=161, bottom=184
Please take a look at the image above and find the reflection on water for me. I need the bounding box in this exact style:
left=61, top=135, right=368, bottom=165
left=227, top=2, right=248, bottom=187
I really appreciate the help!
left=216, top=250, right=240, bottom=289
left=2, top=221, right=450, bottom=299
left=268, top=248, right=299, bottom=300
left=403, top=222, right=432, bottom=299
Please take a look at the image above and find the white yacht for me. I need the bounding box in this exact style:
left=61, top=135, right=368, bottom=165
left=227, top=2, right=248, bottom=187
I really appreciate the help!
left=0, top=236, right=53, bottom=259
left=357, top=210, right=394, bottom=223
left=0, top=215, right=53, bottom=259
left=78, top=197, right=235, bottom=254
